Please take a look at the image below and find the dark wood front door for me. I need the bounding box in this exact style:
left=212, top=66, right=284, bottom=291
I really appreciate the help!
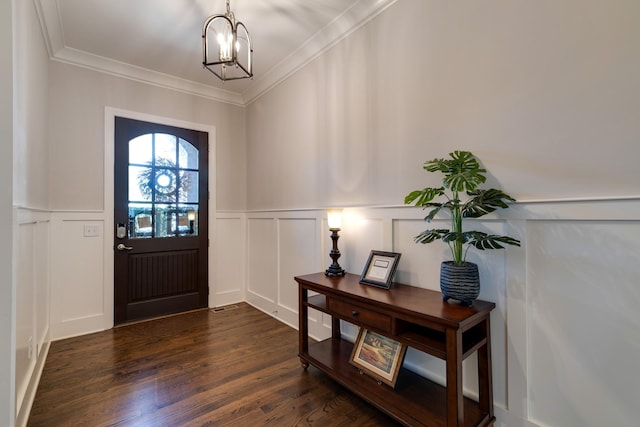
left=114, top=117, right=208, bottom=324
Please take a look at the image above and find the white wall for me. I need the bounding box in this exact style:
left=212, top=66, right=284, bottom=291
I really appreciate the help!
left=10, top=1, right=52, bottom=426
left=13, top=0, right=50, bottom=210
left=47, top=62, right=247, bottom=212
left=46, top=64, right=248, bottom=339
left=0, top=0, right=15, bottom=424
left=246, top=0, right=640, bottom=209
left=243, top=1, right=640, bottom=426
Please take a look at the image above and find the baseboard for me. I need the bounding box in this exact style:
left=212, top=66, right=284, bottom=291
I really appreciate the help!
left=494, top=405, right=542, bottom=427
left=15, top=330, right=51, bottom=427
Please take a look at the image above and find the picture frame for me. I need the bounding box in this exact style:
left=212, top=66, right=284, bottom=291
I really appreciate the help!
left=349, top=328, right=407, bottom=388
left=359, top=250, right=401, bottom=289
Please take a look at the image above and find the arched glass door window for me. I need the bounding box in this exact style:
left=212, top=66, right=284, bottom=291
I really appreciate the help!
left=127, top=133, right=199, bottom=238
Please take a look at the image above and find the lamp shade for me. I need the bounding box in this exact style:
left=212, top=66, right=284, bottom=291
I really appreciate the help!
left=327, top=209, right=343, bottom=229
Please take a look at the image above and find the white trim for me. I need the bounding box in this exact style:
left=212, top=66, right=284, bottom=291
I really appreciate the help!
left=104, top=107, right=217, bottom=328
left=33, top=0, right=63, bottom=58
left=54, top=48, right=245, bottom=107
left=104, top=110, right=115, bottom=331
left=207, top=134, right=217, bottom=308
left=14, top=330, right=50, bottom=427
left=33, top=0, right=243, bottom=106
left=34, top=0, right=399, bottom=107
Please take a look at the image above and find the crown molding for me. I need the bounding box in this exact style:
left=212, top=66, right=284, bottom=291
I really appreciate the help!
left=34, top=0, right=244, bottom=106
left=35, top=0, right=398, bottom=107
left=34, top=0, right=63, bottom=57
left=54, top=47, right=245, bottom=106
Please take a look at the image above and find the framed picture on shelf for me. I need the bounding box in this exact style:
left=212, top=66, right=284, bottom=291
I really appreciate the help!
left=359, top=250, right=401, bottom=289
left=349, top=328, right=407, bottom=388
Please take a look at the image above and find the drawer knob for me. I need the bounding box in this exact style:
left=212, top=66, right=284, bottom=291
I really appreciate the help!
left=351, top=310, right=358, bottom=316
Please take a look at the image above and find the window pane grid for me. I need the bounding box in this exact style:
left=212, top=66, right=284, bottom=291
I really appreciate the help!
left=128, top=132, right=199, bottom=239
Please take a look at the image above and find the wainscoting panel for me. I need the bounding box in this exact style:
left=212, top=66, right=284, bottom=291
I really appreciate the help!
left=527, top=220, right=640, bottom=427
left=246, top=217, right=278, bottom=313
left=212, top=215, right=245, bottom=307
left=243, top=212, right=327, bottom=335
left=34, top=221, right=50, bottom=358
left=50, top=213, right=108, bottom=340
left=392, top=216, right=512, bottom=407
left=244, top=201, right=640, bottom=426
left=277, top=217, right=318, bottom=325
left=33, top=200, right=640, bottom=427
left=15, top=221, right=35, bottom=412
left=54, top=220, right=104, bottom=316
left=49, top=211, right=244, bottom=340
left=15, top=209, right=51, bottom=427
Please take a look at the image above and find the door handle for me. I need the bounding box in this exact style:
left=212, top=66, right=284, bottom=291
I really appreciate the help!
left=116, top=243, right=133, bottom=251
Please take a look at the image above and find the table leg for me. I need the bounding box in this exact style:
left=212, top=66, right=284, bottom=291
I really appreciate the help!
left=298, top=286, right=309, bottom=369
left=446, top=328, right=464, bottom=427
left=478, top=316, right=494, bottom=420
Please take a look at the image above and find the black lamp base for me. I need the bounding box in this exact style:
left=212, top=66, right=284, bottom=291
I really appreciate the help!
left=325, top=265, right=346, bottom=277
left=325, top=227, right=345, bottom=277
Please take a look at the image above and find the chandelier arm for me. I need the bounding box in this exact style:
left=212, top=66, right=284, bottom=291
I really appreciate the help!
left=235, top=21, right=253, bottom=74
left=202, top=14, right=234, bottom=66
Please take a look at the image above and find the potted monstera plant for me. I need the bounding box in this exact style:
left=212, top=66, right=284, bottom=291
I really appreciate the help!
left=404, top=150, right=520, bottom=306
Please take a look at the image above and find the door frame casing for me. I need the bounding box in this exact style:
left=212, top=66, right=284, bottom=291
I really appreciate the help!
left=104, top=107, right=216, bottom=329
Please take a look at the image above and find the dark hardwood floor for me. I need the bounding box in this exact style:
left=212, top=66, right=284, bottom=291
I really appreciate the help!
left=28, top=303, right=400, bottom=426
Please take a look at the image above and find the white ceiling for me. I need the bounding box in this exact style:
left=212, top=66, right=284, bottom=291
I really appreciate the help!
left=35, top=0, right=397, bottom=106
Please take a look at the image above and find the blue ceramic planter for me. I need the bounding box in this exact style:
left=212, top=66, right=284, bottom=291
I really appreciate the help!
left=440, top=261, right=480, bottom=307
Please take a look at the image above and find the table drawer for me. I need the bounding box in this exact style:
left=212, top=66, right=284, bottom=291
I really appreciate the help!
left=328, top=298, right=391, bottom=333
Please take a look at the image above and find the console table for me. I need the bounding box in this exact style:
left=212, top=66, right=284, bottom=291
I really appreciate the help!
left=296, top=272, right=495, bottom=427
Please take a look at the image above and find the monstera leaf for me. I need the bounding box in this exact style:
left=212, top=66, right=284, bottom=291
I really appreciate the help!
left=405, top=151, right=520, bottom=265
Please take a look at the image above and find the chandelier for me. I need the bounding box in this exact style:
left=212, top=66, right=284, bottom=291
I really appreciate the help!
left=202, top=0, right=253, bottom=81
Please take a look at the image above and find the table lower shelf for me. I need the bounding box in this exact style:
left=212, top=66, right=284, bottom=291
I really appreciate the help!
left=300, top=338, right=493, bottom=427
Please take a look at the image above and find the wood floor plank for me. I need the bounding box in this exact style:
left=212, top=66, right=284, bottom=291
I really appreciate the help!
left=28, top=303, right=400, bottom=426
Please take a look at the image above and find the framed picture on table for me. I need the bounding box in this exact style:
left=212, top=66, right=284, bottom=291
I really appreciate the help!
left=349, top=328, right=407, bottom=388
left=359, top=250, right=401, bottom=289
